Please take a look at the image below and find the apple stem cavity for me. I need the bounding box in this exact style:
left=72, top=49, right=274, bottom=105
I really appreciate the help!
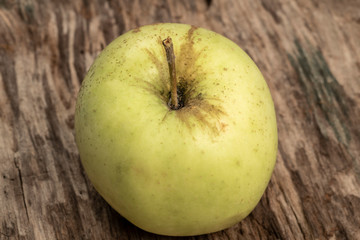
left=162, top=37, right=180, bottom=110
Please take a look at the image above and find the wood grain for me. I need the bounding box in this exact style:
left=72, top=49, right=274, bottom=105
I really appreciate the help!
left=1, top=0, right=359, bottom=239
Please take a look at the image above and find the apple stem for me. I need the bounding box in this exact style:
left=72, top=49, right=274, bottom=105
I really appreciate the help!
left=162, top=37, right=179, bottom=110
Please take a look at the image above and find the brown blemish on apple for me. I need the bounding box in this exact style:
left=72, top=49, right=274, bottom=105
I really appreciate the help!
left=187, top=25, right=198, bottom=39
left=132, top=27, right=141, bottom=33
left=142, top=25, right=227, bottom=136
left=219, top=122, right=228, bottom=132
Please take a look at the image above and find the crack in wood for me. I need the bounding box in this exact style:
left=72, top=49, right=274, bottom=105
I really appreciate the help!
left=14, top=159, right=29, bottom=222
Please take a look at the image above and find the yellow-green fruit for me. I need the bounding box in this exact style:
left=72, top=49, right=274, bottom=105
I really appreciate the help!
left=75, top=23, right=277, bottom=236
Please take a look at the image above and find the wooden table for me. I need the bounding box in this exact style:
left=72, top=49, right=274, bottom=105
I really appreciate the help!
left=1, top=0, right=359, bottom=239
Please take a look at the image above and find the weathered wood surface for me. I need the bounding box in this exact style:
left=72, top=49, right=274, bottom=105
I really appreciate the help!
left=1, top=0, right=359, bottom=239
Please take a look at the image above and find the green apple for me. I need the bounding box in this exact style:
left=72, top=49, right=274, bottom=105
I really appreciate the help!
left=75, top=23, right=277, bottom=236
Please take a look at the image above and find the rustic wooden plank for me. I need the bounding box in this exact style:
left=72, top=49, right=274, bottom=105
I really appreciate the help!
left=0, top=0, right=359, bottom=239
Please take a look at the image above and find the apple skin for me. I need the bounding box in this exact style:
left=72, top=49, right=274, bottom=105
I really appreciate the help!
left=75, top=23, right=277, bottom=236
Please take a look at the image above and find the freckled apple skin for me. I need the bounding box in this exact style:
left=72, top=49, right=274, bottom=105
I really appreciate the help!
left=75, top=23, right=277, bottom=236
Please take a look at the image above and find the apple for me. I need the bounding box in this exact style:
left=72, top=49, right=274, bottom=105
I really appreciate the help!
left=75, top=23, right=277, bottom=236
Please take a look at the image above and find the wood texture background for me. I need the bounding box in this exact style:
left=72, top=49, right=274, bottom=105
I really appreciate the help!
left=1, top=0, right=360, bottom=239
